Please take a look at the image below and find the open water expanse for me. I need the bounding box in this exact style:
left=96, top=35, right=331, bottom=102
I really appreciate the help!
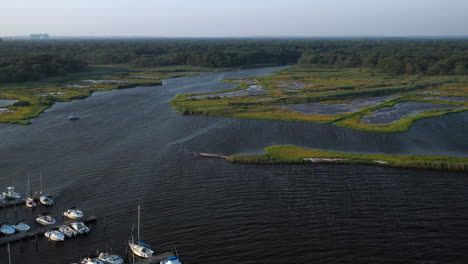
left=0, top=67, right=467, bottom=264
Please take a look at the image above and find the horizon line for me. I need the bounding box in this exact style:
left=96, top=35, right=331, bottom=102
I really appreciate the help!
left=2, top=35, right=468, bottom=39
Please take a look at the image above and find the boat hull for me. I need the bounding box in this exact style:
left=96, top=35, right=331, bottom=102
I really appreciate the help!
left=129, top=242, right=153, bottom=258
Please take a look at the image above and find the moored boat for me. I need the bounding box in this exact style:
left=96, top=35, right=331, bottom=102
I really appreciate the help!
left=26, top=197, right=37, bottom=208
left=129, top=242, right=154, bottom=258
left=39, top=173, right=54, bottom=206
left=36, top=213, right=56, bottom=225
left=81, top=258, right=104, bottom=264
left=160, top=256, right=182, bottom=264
left=70, top=221, right=90, bottom=234
left=129, top=205, right=154, bottom=258
left=97, top=253, right=124, bottom=264
left=64, top=207, right=84, bottom=219
left=0, top=222, right=16, bottom=235
left=2, top=186, right=20, bottom=200
left=26, top=172, right=37, bottom=208
left=44, top=229, right=65, bottom=241
left=12, top=220, right=30, bottom=232
left=40, top=194, right=54, bottom=206
left=59, top=225, right=78, bottom=238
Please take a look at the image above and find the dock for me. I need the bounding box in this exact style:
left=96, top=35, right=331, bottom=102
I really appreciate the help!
left=0, top=199, right=25, bottom=209
left=1, top=194, right=54, bottom=209
left=0, top=216, right=97, bottom=246
left=134, top=252, right=175, bottom=264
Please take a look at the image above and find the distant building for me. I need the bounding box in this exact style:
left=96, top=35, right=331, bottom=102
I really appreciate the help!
left=30, top=34, right=50, bottom=40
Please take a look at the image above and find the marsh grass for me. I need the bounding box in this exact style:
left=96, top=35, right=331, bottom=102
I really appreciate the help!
left=170, top=66, right=468, bottom=132
left=230, top=145, right=468, bottom=172
left=0, top=65, right=196, bottom=124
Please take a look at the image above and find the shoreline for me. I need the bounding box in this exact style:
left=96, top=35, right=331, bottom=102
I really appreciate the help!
left=196, top=146, right=468, bottom=172
left=169, top=66, right=468, bottom=133
left=0, top=66, right=199, bottom=125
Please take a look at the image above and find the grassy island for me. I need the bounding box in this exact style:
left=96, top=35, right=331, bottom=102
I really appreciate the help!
left=170, top=66, right=468, bottom=132
left=228, top=145, right=468, bottom=172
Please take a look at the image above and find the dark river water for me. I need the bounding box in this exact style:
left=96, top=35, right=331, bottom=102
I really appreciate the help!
left=0, top=67, right=467, bottom=264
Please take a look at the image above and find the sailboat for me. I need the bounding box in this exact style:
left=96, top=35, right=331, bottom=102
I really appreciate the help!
left=97, top=252, right=124, bottom=264
left=39, top=173, right=54, bottom=206
left=26, top=172, right=37, bottom=208
left=128, top=205, right=154, bottom=258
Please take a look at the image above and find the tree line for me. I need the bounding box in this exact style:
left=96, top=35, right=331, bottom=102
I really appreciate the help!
left=1, top=38, right=467, bottom=83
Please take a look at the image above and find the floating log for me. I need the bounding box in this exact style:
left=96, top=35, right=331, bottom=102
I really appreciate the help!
left=0, top=216, right=97, bottom=246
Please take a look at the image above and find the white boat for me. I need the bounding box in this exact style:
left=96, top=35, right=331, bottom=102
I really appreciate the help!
left=39, top=173, right=54, bottom=206
left=129, top=242, right=154, bottom=258
left=97, top=253, right=124, bottom=264
left=69, top=113, right=80, bottom=120
left=70, top=222, right=90, bottom=234
left=12, top=220, right=30, bottom=232
left=160, top=256, right=182, bottom=264
left=59, top=225, right=78, bottom=238
left=2, top=186, right=21, bottom=200
left=0, top=222, right=16, bottom=235
left=40, top=194, right=54, bottom=206
left=81, top=258, right=104, bottom=264
left=44, top=230, right=65, bottom=241
left=26, top=172, right=37, bottom=208
left=26, top=197, right=37, bottom=208
left=0, top=194, right=5, bottom=203
left=129, top=205, right=154, bottom=258
left=64, top=207, right=84, bottom=219
left=36, top=213, right=56, bottom=225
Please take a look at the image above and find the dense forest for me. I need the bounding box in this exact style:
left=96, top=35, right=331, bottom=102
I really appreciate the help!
left=0, top=38, right=468, bottom=83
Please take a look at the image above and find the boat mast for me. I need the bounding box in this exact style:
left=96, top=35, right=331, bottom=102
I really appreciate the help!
left=27, top=171, right=30, bottom=197
left=39, top=172, right=43, bottom=195
left=137, top=205, right=140, bottom=241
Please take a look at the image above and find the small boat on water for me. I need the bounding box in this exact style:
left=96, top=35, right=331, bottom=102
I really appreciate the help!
left=59, top=225, right=78, bottom=238
left=69, top=113, right=80, bottom=120
left=160, top=256, right=182, bottom=264
left=71, top=222, right=90, bottom=234
left=129, top=205, right=154, bottom=258
left=97, top=253, right=124, bottom=264
left=0, top=194, right=5, bottom=203
left=0, top=222, right=16, bottom=235
left=44, top=229, right=65, bottom=242
left=2, top=186, right=21, bottom=200
left=12, top=220, right=30, bottom=232
left=64, top=207, right=84, bottom=219
left=81, top=258, right=104, bottom=264
left=36, top=213, right=56, bottom=225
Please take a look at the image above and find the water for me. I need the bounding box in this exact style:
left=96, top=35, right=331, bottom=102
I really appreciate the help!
left=0, top=67, right=467, bottom=264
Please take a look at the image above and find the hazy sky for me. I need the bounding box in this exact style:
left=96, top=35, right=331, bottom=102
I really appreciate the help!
left=2, top=0, right=468, bottom=37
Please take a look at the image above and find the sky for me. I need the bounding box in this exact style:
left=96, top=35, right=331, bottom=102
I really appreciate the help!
left=1, top=0, right=468, bottom=37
